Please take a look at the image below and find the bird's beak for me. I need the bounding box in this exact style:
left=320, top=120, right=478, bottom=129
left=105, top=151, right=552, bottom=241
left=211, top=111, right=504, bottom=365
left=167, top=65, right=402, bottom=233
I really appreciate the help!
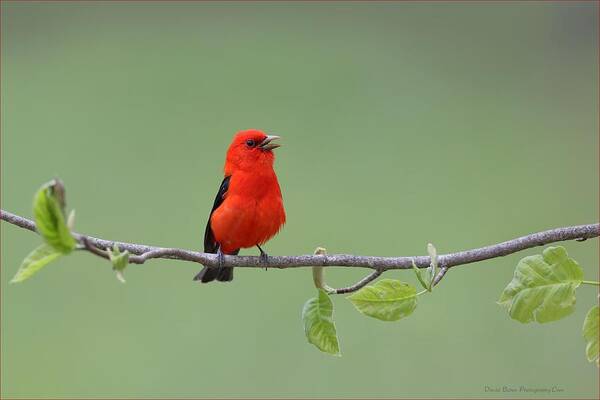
left=259, top=135, right=281, bottom=150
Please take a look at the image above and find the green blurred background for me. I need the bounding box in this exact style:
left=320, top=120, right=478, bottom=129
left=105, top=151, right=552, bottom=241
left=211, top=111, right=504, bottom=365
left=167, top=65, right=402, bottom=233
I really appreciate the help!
left=1, top=1, right=598, bottom=398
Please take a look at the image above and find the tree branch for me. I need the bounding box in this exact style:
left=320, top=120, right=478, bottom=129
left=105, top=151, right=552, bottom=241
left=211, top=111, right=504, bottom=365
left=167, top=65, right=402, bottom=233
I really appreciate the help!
left=2, top=209, right=598, bottom=293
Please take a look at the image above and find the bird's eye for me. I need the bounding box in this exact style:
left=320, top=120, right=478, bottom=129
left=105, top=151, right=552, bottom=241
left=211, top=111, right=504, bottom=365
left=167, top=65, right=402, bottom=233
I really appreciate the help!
left=246, top=139, right=256, bottom=147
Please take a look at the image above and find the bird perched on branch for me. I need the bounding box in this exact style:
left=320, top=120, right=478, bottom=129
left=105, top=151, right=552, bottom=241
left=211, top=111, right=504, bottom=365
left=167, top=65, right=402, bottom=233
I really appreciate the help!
left=194, top=130, right=286, bottom=283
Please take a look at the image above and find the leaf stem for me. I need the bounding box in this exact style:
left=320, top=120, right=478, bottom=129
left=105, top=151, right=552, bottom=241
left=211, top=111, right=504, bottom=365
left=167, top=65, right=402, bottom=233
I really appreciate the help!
left=417, top=289, right=429, bottom=296
left=582, top=280, right=600, bottom=286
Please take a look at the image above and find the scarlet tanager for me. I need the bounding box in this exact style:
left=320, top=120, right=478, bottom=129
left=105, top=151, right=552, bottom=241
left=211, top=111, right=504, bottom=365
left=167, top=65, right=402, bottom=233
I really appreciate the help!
left=194, top=130, right=286, bottom=283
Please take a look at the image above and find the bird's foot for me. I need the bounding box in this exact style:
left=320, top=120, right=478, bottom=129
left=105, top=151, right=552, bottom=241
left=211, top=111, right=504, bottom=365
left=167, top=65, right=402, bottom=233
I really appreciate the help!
left=257, top=245, right=269, bottom=270
left=217, top=247, right=225, bottom=268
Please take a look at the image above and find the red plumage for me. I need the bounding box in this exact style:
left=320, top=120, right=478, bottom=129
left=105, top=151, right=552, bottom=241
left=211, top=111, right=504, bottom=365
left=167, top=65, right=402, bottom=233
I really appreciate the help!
left=194, top=130, right=286, bottom=283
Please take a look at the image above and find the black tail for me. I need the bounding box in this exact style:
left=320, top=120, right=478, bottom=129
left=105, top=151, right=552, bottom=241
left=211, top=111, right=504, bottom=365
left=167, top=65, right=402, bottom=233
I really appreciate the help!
left=194, top=246, right=238, bottom=283
left=193, top=266, right=234, bottom=283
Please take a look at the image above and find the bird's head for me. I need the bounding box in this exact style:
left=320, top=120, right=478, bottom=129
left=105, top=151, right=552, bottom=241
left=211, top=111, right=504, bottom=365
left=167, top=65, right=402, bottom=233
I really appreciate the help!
left=225, top=129, right=281, bottom=173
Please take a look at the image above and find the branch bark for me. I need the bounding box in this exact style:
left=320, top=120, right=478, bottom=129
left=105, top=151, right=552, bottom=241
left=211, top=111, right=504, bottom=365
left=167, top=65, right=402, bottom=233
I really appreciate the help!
left=2, top=209, right=598, bottom=293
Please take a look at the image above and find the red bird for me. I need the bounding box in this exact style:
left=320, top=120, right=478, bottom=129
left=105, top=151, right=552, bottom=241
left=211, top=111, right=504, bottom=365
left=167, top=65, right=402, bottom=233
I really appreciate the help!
left=194, top=130, right=286, bottom=283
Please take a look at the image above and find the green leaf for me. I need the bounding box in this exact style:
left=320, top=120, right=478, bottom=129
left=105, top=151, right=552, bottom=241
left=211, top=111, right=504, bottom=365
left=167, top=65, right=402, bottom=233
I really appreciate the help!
left=11, top=244, right=63, bottom=283
left=412, top=260, right=429, bottom=291
left=347, top=279, right=418, bottom=321
left=498, top=246, right=583, bottom=323
left=302, top=289, right=341, bottom=356
left=583, top=305, right=599, bottom=366
left=107, top=244, right=129, bottom=283
left=33, top=180, right=76, bottom=253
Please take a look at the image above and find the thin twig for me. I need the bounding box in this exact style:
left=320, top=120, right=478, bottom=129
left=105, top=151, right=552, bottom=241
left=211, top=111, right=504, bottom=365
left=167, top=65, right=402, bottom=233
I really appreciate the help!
left=80, top=237, right=110, bottom=260
left=2, top=209, right=598, bottom=293
left=335, top=270, right=384, bottom=294
left=432, top=267, right=448, bottom=287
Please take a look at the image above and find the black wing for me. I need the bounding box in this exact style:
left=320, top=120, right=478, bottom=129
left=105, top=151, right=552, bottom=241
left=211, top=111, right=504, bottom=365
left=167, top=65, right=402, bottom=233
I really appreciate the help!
left=203, top=176, right=231, bottom=253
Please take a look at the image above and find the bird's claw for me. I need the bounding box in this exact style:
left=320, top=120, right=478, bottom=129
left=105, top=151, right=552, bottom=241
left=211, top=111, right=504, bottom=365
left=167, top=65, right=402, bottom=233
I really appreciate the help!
left=260, top=252, right=269, bottom=265
left=257, top=245, right=269, bottom=270
left=217, top=247, right=225, bottom=268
